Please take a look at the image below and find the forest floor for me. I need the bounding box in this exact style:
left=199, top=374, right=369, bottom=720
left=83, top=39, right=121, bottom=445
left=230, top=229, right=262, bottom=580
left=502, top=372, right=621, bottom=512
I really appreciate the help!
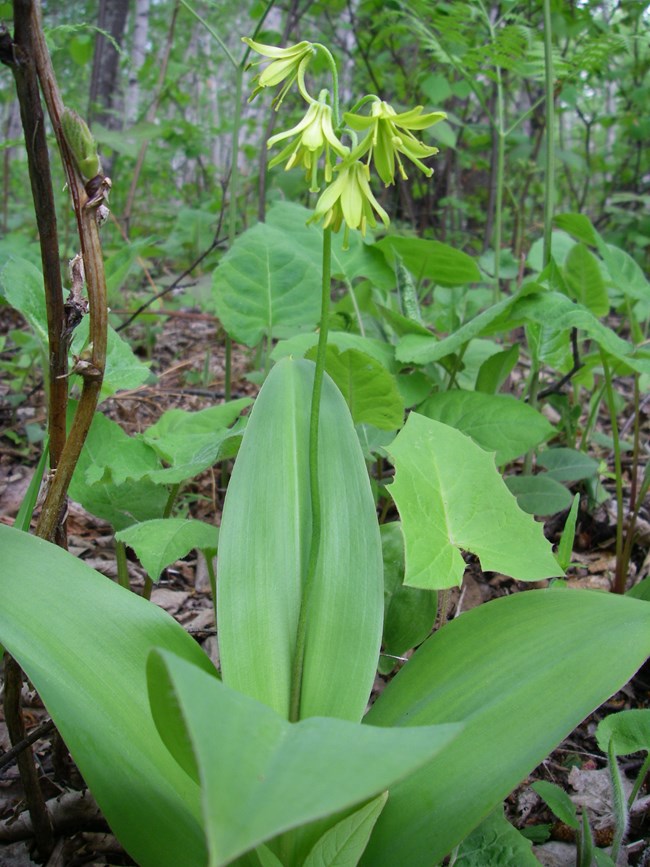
left=0, top=306, right=649, bottom=866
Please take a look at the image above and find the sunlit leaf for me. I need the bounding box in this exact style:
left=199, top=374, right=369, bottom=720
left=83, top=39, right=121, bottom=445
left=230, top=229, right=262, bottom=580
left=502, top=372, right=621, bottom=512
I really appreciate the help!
left=419, top=390, right=554, bottom=464
left=362, top=589, right=650, bottom=866
left=148, top=649, right=460, bottom=866
left=386, top=413, right=560, bottom=588
left=217, top=357, right=383, bottom=721
left=0, top=525, right=209, bottom=867
left=305, top=345, right=404, bottom=430
left=116, top=518, right=218, bottom=582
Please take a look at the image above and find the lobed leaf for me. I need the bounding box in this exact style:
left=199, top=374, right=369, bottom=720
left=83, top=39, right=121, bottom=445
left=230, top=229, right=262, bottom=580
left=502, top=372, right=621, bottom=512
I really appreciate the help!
left=386, top=412, right=561, bottom=589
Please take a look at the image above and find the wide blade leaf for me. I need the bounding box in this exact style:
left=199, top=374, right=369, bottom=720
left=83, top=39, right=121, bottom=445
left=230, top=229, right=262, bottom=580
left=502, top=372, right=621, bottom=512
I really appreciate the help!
left=386, top=412, right=560, bottom=588
left=148, top=650, right=460, bottom=866
left=377, top=237, right=481, bottom=286
left=361, top=588, right=650, bottom=866
left=115, top=518, right=218, bottom=581
left=0, top=525, right=210, bottom=867
left=419, top=390, right=554, bottom=464
left=212, top=221, right=320, bottom=346
left=304, top=345, right=404, bottom=430
left=563, top=242, right=609, bottom=316
left=217, top=358, right=383, bottom=721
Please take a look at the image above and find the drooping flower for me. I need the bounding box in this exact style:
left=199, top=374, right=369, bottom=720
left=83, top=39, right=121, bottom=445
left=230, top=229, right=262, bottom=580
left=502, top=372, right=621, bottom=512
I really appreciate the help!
left=267, top=95, right=349, bottom=192
left=242, top=38, right=315, bottom=106
left=344, top=100, right=446, bottom=185
left=309, top=159, right=390, bottom=248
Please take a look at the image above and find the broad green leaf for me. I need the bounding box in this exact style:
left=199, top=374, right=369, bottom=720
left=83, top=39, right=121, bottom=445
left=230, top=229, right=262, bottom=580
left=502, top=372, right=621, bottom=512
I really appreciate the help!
left=505, top=474, right=574, bottom=515
left=305, top=346, right=404, bottom=430
left=454, top=808, right=540, bottom=865
left=526, top=320, right=573, bottom=372
left=511, top=292, right=650, bottom=374
left=0, top=257, right=48, bottom=344
left=537, top=447, right=600, bottom=482
left=75, top=409, right=162, bottom=486
left=148, top=650, right=460, bottom=866
left=386, top=413, right=561, bottom=589
left=272, top=331, right=397, bottom=373
left=0, top=258, right=151, bottom=396
left=0, top=524, right=209, bottom=867
left=115, top=518, right=218, bottom=581
left=72, top=320, right=153, bottom=397
left=217, top=358, right=383, bottom=721
left=395, top=370, right=433, bottom=408
left=595, top=241, right=650, bottom=303
left=627, top=576, right=650, bottom=601
left=361, top=589, right=650, bottom=866
left=419, top=391, right=554, bottom=464
left=381, top=522, right=436, bottom=666
left=563, top=243, right=609, bottom=316
left=212, top=222, right=320, bottom=346
left=266, top=201, right=394, bottom=290
left=553, top=212, right=599, bottom=247
left=596, top=710, right=650, bottom=756
left=140, top=398, right=252, bottom=483
left=531, top=781, right=579, bottom=829
left=303, top=793, right=387, bottom=867
left=395, top=288, right=532, bottom=365
left=68, top=408, right=169, bottom=530
left=256, top=846, right=284, bottom=867
left=377, top=237, right=481, bottom=287
left=475, top=343, right=520, bottom=393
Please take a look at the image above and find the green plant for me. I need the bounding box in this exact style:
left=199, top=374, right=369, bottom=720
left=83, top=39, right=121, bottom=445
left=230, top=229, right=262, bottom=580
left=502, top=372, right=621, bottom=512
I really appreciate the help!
left=2, top=18, right=650, bottom=867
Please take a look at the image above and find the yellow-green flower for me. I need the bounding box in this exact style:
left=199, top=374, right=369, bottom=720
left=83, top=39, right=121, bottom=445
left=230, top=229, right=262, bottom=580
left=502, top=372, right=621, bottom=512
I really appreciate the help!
left=309, top=159, right=390, bottom=247
left=344, top=100, right=446, bottom=185
left=242, top=38, right=315, bottom=106
left=267, top=97, right=349, bottom=192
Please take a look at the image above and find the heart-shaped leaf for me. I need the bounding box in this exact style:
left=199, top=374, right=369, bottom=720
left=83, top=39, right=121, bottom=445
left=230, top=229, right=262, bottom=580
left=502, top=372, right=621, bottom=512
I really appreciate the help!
left=386, top=412, right=561, bottom=588
left=212, top=221, right=321, bottom=346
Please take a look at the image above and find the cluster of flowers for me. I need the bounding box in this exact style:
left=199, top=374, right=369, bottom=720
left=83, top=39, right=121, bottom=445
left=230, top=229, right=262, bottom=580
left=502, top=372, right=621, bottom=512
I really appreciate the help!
left=243, top=38, right=446, bottom=245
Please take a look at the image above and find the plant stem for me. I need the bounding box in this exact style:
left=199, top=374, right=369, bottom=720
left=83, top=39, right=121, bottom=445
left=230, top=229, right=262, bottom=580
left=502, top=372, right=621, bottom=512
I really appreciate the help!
left=542, top=0, right=555, bottom=268
left=4, top=7, right=67, bottom=494
left=289, top=227, right=332, bottom=723
left=27, top=0, right=108, bottom=543
left=628, top=752, right=650, bottom=807
left=600, top=351, right=626, bottom=594
left=115, top=540, right=130, bottom=590
left=2, top=652, right=54, bottom=858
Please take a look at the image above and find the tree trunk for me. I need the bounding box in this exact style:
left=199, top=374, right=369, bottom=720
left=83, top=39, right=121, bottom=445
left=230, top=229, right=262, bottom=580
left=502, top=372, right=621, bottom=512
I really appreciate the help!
left=124, top=0, right=149, bottom=126
left=88, top=0, right=129, bottom=130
